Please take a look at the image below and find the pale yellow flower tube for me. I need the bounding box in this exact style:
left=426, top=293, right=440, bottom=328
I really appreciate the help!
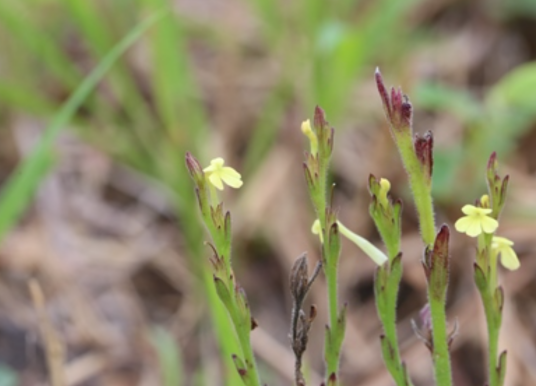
left=312, top=219, right=388, bottom=266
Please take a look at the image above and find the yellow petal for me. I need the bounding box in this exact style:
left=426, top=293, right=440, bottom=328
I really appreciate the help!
left=480, top=216, right=499, bottom=234
left=465, top=219, right=483, bottom=237
left=221, top=166, right=241, bottom=180
left=203, top=157, right=225, bottom=173
left=301, top=120, right=312, bottom=134
left=220, top=167, right=243, bottom=188
left=461, top=205, right=492, bottom=216
left=208, top=173, right=224, bottom=190
left=499, top=247, right=520, bottom=270
left=221, top=174, right=243, bottom=189
left=492, top=236, right=514, bottom=247
left=337, top=221, right=387, bottom=266
left=454, top=216, right=472, bottom=233
left=311, top=219, right=323, bottom=243
left=380, top=178, right=391, bottom=192
left=461, top=205, right=478, bottom=215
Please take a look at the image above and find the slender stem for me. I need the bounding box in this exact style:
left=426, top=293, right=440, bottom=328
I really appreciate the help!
left=383, top=316, right=407, bottom=385
left=480, top=277, right=501, bottom=386
left=396, top=133, right=451, bottom=385
left=487, top=311, right=499, bottom=386
left=315, top=166, right=342, bottom=383
left=225, top=295, right=261, bottom=386
left=395, top=134, right=436, bottom=247
left=325, top=257, right=339, bottom=377
left=237, top=328, right=262, bottom=386
left=202, top=269, right=243, bottom=386
left=428, top=296, right=453, bottom=386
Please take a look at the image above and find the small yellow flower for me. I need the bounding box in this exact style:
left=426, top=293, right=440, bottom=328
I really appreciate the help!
left=492, top=236, right=519, bottom=270
left=203, top=158, right=243, bottom=190
left=301, top=119, right=318, bottom=155
left=378, top=178, right=391, bottom=207
left=454, top=205, right=498, bottom=237
left=480, top=194, right=490, bottom=208
left=311, top=219, right=388, bottom=266
left=311, top=219, right=323, bottom=243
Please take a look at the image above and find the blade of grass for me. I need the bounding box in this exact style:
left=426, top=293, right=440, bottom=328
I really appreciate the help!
left=150, top=327, right=183, bottom=386
left=0, top=0, right=80, bottom=88
left=0, top=9, right=167, bottom=241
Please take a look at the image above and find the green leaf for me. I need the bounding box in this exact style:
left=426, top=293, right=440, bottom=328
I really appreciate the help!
left=0, top=9, right=166, bottom=242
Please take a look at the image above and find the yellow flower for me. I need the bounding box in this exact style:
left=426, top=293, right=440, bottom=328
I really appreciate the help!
left=301, top=119, right=318, bottom=155
left=311, top=219, right=388, bottom=266
left=378, top=178, right=391, bottom=207
left=492, top=236, right=519, bottom=270
left=203, top=158, right=243, bottom=190
left=454, top=205, right=498, bottom=237
left=311, top=219, right=323, bottom=243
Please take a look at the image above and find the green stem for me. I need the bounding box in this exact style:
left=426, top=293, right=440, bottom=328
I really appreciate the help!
left=236, top=323, right=262, bottom=386
left=479, top=233, right=502, bottom=386
left=325, top=256, right=339, bottom=377
left=395, top=134, right=436, bottom=247
left=480, top=279, right=501, bottom=386
left=383, top=320, right=408, bottom=385
left=202, top=269, right=244, bottom=386
left=376, top=260, right=413, bottom=386
left=487, top=312, right=499, bottom=386
left=315, top=167, right=342, bottom=383
left=428, top=295, right=452, bottom=386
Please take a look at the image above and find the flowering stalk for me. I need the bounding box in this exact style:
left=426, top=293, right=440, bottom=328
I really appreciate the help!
left=456, top=152, right=511, bottom=386
left=302, top=109, right=345, bottom=385
left=375, top=69, right=435, bottom=248
left=422, top=226, right=453, bottom=386
left=368, top=175, right=413, bottom=386
left=376, top=70, right=452, bottom=386
left=186, top=153, right=261, bottom=386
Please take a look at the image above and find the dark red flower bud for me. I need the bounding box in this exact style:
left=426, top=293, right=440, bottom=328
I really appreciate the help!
left=375, top=68, right=413, bottom=133
left=414, top=131, right=434, bottom=182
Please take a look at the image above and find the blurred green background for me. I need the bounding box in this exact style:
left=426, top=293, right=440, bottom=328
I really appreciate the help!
left=0, top=0, right=535, bottom=385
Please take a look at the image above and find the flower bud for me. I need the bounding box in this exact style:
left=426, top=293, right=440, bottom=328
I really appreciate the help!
left=375, top=68, right=413, bottom=134
left=414, top=131, right=434, bottom=183
left=423, top=225, right=450, bottom=301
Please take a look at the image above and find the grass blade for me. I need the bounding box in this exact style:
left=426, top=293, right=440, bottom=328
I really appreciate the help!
left=0, top=9, right=166, bottom=241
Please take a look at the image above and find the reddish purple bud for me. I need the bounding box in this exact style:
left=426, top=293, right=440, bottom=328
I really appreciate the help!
left=185, top=152, right=205, bottom=186
left=487, top=151, right=497, bottom=172
left=375, top=69, right=392, bottom=120
left=414, top=131, right=434, bottom=182
left=433, top=225, right=450, bottom=270
left=311, top=105, right=335, bottom=158
left=314, top=105, right=327, bottom=131
left=375, top=68, right=413, bottom=132
left=423, top=225, right=450, bottom=300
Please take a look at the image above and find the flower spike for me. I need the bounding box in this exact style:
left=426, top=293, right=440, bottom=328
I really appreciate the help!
left=204, top=158, right=243, bottom=190
left=454, top=204, right=499, bottom=237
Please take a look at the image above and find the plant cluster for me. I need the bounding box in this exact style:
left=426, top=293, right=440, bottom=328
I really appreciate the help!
left=186, top=71, right=518, bottom=386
